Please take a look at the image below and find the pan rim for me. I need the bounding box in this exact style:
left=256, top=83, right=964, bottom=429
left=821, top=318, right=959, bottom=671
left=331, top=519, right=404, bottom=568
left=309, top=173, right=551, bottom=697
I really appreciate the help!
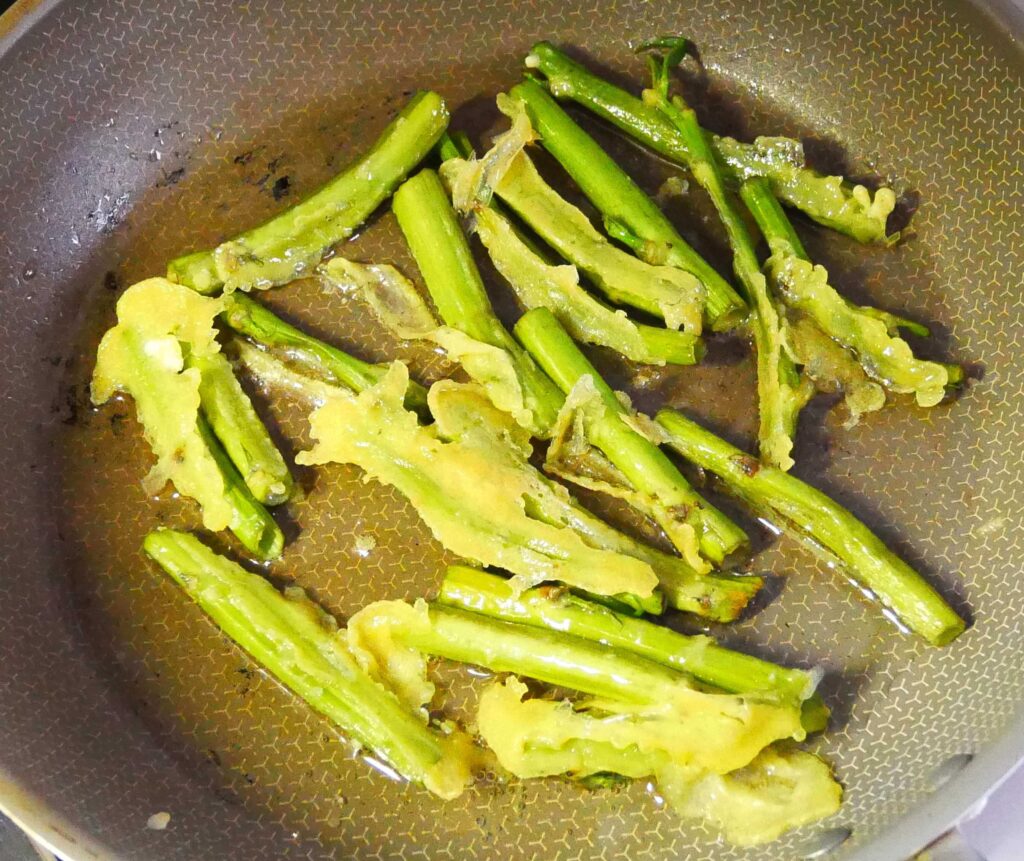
left=0, top=0, right=1021, bottom=858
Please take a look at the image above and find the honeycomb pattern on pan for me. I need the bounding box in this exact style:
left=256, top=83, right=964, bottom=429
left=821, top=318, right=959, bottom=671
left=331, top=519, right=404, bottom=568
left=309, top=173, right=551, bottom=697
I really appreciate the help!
left=0, top=0, right=1021, bottom=859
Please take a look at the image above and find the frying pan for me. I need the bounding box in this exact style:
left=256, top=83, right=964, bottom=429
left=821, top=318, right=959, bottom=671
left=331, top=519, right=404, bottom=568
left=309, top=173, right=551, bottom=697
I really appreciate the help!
left=1, top=1, right=1023, bottom=859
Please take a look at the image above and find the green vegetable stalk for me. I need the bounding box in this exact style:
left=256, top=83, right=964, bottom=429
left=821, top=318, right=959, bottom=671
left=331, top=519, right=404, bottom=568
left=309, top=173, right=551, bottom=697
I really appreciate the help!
left=438, top=125, right=703, bottom=366
left=220, top=293, right=430, bottom=415
left=351, top=598, right=728, bottom=707
left=143, top=530, right=474, bottom=798
left=438, top=565, right=828, bottom=732
left=655, top=409, right=966, bottom=646
left=293, top=358, right=759, bottom=618
left=168, top=91, right=449, bottom=294
left=195, top=416, right=284, bottom=560
left=92, top=278, right=283, bottom=560
left=739, top=176, right=959, bottom=409
left=188, top=349, right=293, bottom=505
left=509, top=78, right=746, bottom=330
left=525, top=41, right=898, bottom=245
left=639, top=39, right=810, bottom=471
left=515, top=307, right=747, bottom=567
left=472, top=202, right=704, bottom=365
left=392, top=169, right=563, bottom=436
left=490, top=145, right=705, bottom=335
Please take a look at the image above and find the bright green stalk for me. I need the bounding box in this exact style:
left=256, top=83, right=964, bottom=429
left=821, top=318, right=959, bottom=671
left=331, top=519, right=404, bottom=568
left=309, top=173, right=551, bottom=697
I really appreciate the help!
left=491, top=148, right=704, bottom=335
left=639, top=43, right=808, bottom=470
left=438, top=565, right=828, bottom=732
left=168, top=91, right=449, bottom=294
left=525, top=42, right=898, bottom=245
left=94, top=303, right=283, bottom=561
left=442, top=133, right=701, bottom=365
left=392, top=169, right=562, bottom=435
left=393, top=601, right=703, bottom=706
left=476, top=203, right=703, bottom=365
left=550, top=517, right=759, bottom=622
left=739, top=177, right=808, bottom=258
left=655, top=409, right=966, bottom=646
left=437, top=130, right=475, bottom=162
left=516, top=307, right=746, bottom=566
left=509, top=78, right=746, bottom=330
left=220, top=293, right=430, bottom=415
left=530, top=486, right=759, bottom=620
left=740, top=177, right=960, bottom=407
left=515, top=463, right=758, bottom=619
left=188, top=350, right=292, bottom=505
left=636, top=325, right=703, bottom=365
left=194, top=416, right=284, bottom=560
left=142, top=529, right=451, bottom=786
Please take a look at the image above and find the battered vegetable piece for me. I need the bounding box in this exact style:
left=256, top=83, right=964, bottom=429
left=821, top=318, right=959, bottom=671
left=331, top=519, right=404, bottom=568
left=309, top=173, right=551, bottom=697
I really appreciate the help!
left=740, top=176, right=958, bottom=410
left=442, top=95, right=705, bottom=334
left=476, top=677, right=840, bottom=845
left=516, top=307, right=747, bottom=567
left=92, top=278, right=282, bottom=559
left=349, top=597, right=835, bottom=845
left=294, top=362, right=759, bottom=618
left=237, top=341, right=652, bottom=615
left=468, top=204, right=704, bottom=365
left=525, top=41, right=897, bottom=244
left=438, top=565, right=828, bottom=733
left=168, top=91, right=449, bottom=294
left=302, top=365, right=659, bottom=601
left=143, top=530, right=476, bottom=798
left=189, top=349, right=292, bottom=505
left=510, top=78, right=746, bottom=330
left=220, top=292, right=430, bottom=415
left=638, top=38, right=811, bottom=471
left=392, top=168, right=563, bottom=437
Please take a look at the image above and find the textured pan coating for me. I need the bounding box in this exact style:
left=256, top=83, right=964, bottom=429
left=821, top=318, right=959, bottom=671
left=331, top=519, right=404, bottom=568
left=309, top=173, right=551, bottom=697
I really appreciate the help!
left=0, top=1, right=1023, bottom=860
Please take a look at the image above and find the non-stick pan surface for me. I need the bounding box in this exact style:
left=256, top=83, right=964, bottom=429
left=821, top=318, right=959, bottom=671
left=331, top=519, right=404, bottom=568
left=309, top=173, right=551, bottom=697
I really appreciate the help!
left=1, top=1, right=1023, bottom=859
